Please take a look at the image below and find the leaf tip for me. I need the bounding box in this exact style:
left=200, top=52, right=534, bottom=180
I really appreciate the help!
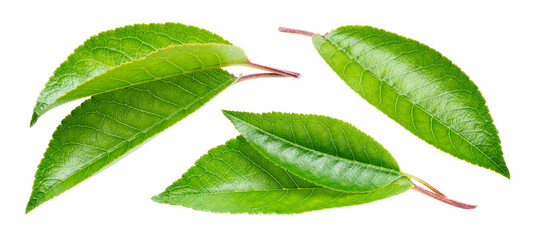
left=152, top=192, right=171, bottom=205
left=485, top=159, right=510, bottom=179
left=501, top=168, right=511, bottom=179
left=30, top=113, right=39, bottom=127
left=221, top=109, right=239, bottom=119
left=222, top=110, right=251, bottom=127
left=151, top=194, right=163, bottom=203
left=25, top=200, right=37, bottom=214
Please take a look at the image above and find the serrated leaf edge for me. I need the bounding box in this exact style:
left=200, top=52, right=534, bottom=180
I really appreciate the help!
left=31, top=22, right=232, bottom=126
left=315, top=31, right=508, bottom=178
left=26, top=70, right=237, bottom=213
left=31, top=43, right=246, bottom=125
left=222, top=110, right=407, bottom=192
left=152, top=137, right=412, bottom=214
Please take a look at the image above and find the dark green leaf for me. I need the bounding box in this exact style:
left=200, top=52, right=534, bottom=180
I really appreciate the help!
left=153, top=136, right=412, bottom=214
left=223, top=111, right=409, bottom=193
left=312, top=26, right=508, bottom=177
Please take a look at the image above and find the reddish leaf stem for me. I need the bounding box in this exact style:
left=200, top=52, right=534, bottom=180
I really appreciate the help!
left=234, top=73, right=287, bottom=84
left=244, top=62, right=300, bottom=78
left=280, top=25, right=475, bottom=210
left=412, top=184, right=477, bottom=209
left=278, top=27, right=318, bottom=37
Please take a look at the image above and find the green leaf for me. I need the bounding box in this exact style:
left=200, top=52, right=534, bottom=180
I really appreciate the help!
left=222, top=110, right=409, bottom=193
left=32, top=44, right=246, bottom=126
left=312, top=26, right=508, bottom=178
left=26, top=69, right=236, bottom=213
left=153, top=136, right=412, bottom=214
left=27, top=23, right=241, bottom=213
left=30, top=23, right=242, bottom=126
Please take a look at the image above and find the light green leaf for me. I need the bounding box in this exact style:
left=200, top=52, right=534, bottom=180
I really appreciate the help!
left=223, top=110, right=409, bottom=193
left=30, top=23, right=241, bottom=126
left=26, top=69, right=236, bottom=213
left=312, top=26, right=507, bottom=178
left=153, top=136, right=412, bottom=214
left=32, top=43, right=246, bottom=126
left=28, top=23, right=301, bottom=213
left=27, top=23, right=240, bottom=213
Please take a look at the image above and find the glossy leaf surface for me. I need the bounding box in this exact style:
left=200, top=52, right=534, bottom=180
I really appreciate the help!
left=31, top=23, right=239, bottom=126
left=223, top=111, right=409, bottom=193
left=312, top=26, right=507, bottom=177
left=27, top=69, right=236, bottom=213
left=153, top=136, right=412, bottom=214
left=32, top=44, right=246, bottom=125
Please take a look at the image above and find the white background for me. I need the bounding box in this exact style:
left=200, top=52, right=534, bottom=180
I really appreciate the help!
left=1, top=0, right=533, bottom=239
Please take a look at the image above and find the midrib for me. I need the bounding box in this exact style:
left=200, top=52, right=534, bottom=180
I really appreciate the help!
left=319, top=36, right=505, bottom=175
left=31, top=78, right=233, bottom=207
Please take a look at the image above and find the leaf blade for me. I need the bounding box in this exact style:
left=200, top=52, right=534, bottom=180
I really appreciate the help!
left=312, top=26, right=508, bottom=177
left=26, top=69, right=236, bottom=213
left=153, top=137, right=412, bottom=214
left=31, top=43, right=247, bottom=125
left=223, top=111, right=407, bottom=193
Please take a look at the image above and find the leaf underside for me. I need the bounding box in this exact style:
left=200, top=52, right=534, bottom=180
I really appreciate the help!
left=31, top=23, right=242, bottom=126
left=153, top=136, right=412, bottom=214
left=313, top=26, right=507, bottom=177
left=223, top=111, right=408, bottom=193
